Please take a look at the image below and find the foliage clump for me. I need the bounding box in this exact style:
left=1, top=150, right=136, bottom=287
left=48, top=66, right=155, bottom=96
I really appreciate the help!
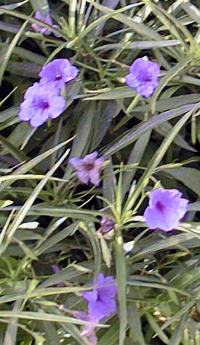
left=0, top=1, right=200, bottom=344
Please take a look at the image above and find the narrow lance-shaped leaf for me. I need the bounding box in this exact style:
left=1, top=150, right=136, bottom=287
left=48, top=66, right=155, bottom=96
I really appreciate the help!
left=126, top=108, right=194, bottom=209
left=0, top=148, right=70, bottom=256
left=103, top=104, right=196, bottom=156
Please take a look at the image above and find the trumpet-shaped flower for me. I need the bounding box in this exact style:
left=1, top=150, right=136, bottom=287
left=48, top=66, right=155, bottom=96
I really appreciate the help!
left=125, top=56, right=160, bottom=97
left=100, top=217, right=114, bottom=233
left=39, top=59, right=79, bottom=90
left=19, top=82, right=66, bottom=127
left=83, top=273, right=117, bottom=321
left=73, top=274, right=117, bottom=345
left=69, top=152, right=105, bottom=186
left=32, top=10, right=59, bottom=36
left=144, top=188, right=188, bottom=231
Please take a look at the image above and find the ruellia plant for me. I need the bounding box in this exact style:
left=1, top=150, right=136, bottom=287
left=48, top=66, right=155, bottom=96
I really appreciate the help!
left=0, top=1, right=199, bottom=344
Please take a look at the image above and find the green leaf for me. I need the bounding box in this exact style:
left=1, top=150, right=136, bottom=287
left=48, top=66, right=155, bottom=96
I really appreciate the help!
left=61, top=322, right=90, bottom=345
left=90, top=1, right=162, bottom=40
left=2, top=206, right=101, bottom=220
left=122, top=131, right=151, bottom=201
left=146, top=313, right=169, bottom=344
left=80, top=222, right=102, bottom=275
left=0, top=148, right=70, bottom=256
left=90, top=100, right=120, bottom=149
left=162, top=167, right=200, bottom=196
left=128, top=303, right=146, bottom=345
left=168, top=318, right=186, bottom=345
left=103, top=159, right=116, bottom=205
left=29, top=0, right=49, bottom=13
left=134, top=94, right=200, bottom=113
left=36, top=222, right=79, bottom=255
left=124, top=106, right=193, bottom=211
left=104, top=104, right=195, bottom=156
left=41, top=322, right=60, bottom=345
left=132, top=233, right=194, bottom=260
left=95, top=40, right=180, bottom=52
left=99, top=236, right=112, bottom=268
left=189, top=202, right=200, bottom=211
left=2, top=299, right=23, bottom=345
left=98, top=322, right=119, bottom=345
left=0, top=139, right=72, bottom=193
left=0, top=106, right=19, bottom=123
left=0, top=134, right=28, bottom=162
left=0, top=14, right=29, bottom=85
left=151, top=58, right=191, bottom=113
left=0, top=0, right=28, bottom=10
left=0, top=311, right=106, bottom=327
left=84, top=87, right=135, bottom=100
left=63, top=102, right=95, bottom=180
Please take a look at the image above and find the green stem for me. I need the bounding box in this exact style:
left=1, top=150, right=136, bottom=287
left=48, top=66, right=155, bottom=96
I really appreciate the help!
left=114, top=225, right=127, bottom=345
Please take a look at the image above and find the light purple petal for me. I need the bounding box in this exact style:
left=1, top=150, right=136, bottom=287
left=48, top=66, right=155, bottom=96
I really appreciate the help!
left=69, top=157, right=83, bottom=169
left=94, top=157, right=105, bottom=169
left=89, top=169, right=101, bottom=186
left=19, top=82, right=65, bottom=127
left=103, top=0, right=120, bottom=8
left=32, top=10, right=60, bottom=36
left=74, top=311, right=89, bottom=321
left=32, top=10, right=53, bottom=35
left=149, top=189, right=184, bottom=211
left=136, top=82, right=156, bottom=98
left=63, top=65, right=79, bottom=82
left=144, top=188, right=188, bottom=231
left=88, top=297, right=116, bottom=321
left=95, top=273, right=115, bottom=289
left=39, top=59, right=79, bottom=89
left=82, top=328, right=97, bottom=345
left=144, top=206, right=179, bottom=231
left=125, top=73, right=139, bottom=89
left=126, top=56, right=160, bottom=98
left=74, top=310, right=98, bottom=345
left=76, top=170, right=90, bottom=184
left=69, top=152, right=104, bottom=186
left=100, top=217, right=114, bottom=233
left=19, top=101, right=33, bottom=121
left=29, top=111, right=49, bottom=127
left=83, top=274, right=117, bottom=321
left=82, top=290, right=97, bottom=303
left=48, top=96, right=66, bottom=118
left=82, top=151, right=98, bottom=165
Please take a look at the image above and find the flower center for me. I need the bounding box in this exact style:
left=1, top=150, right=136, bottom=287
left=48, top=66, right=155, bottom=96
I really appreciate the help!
left=34, top=98, right=49, bottom=111
left=143, top=74, right=152, bottom=82
left=55, top=73, right=62, bottom=80
left=156, top=201, right=165, bottom=213
left=40, top=100, right=49, bottom=110
left=96, top=292, right=103, bottom=303
left=83, top=163, right=94, bottom=171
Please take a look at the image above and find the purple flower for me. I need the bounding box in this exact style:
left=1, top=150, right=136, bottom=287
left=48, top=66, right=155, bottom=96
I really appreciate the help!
left=125, top=56, right=160, bottom=98
left=83, top=273, right=117, bottom=321
left=39, top=59, right=79, bottom=90
left=100, top=217, right=114, bottom=233
left=73, top=311, right=98, bottom=345
left=32, top=10, right=59, bottom=36
left=52, top=264, right=60, bottom=274
left=69, top=152, right=105, bottom=186
left=19, top=82, right=66, bottom=127
left=72, top=274, right=117, bottom=344
left=144, top=188, right=188, bottom=231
